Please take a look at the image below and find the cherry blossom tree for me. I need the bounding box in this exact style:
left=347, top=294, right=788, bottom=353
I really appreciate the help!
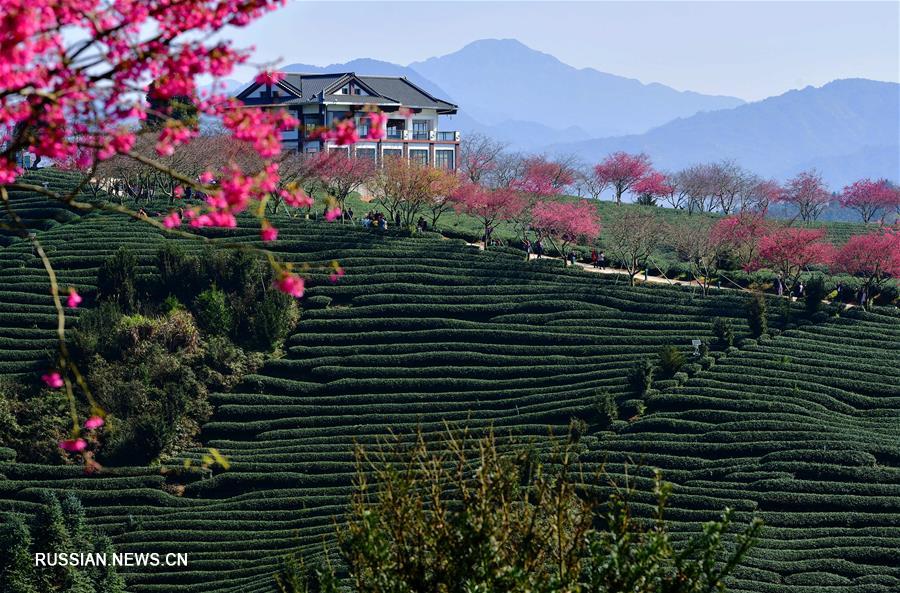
left=310, top=152, right=375, bottom=223
left=839, top=178, right=900, bottom=224
left=750, top=227, right=836, bottom=287
left=511, top=156, right=576, bottom=196
left=594, top=152, right=653, bottom=205
left=631, top=171, right=673, bottom=206
left=0, top=0, right=378, bottom=456
left=450, top=183, right=526, bottom=248
left=531, top=200, right=601, bottom=261
left=779, top=170, right=832, bottom=223
left=835, top=229, right=900, bottom=296
left=709, top=211, right=771, bottom=268
left=738, top=178, right=782, bottom=213
left=603, top=210, right=666, bottom=285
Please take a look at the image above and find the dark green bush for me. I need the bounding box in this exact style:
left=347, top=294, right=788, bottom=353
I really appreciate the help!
left=657, top=345, right=685, bottom=377
left=97, top=246, right=138, bottom=312
left=712, top=317, right=734, bottom=348
left=628, top=359, right=654, bottom=397
left=746, top=293, right=768, bottom=337
left=805, top=275, right=827, bottom=314
left=193, top=286, right=233, bottom=336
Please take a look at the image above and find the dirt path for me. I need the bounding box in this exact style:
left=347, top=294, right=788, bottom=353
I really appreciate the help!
left=467, top=240, right=856, bottom=307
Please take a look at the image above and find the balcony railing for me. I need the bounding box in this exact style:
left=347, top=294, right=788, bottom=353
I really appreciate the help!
left=435, top=131, right=458, bottom=141
left=386, top=129, right=405, bottom=140
left=412, top=130, right=431, bottom=140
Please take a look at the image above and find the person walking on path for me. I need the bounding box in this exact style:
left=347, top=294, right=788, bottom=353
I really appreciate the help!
left=568, top=251, right=577, bottom=266
left=598, top=251, right=606, bottom=270
left=523, top=238, right=532, bottom=258
left=591, top=249, right=598, bottom=268
left=535, top=238, right=544, bottom=259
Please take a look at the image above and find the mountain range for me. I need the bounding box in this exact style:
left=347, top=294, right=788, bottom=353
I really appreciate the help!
left=273, top=38, right=898, bottom=187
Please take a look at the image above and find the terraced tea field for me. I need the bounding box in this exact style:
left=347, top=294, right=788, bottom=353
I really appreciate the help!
left=0, top=179, right=898, bottom=593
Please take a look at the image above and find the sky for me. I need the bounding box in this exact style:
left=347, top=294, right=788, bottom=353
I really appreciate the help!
left=223, top=1, right=899, bottom=102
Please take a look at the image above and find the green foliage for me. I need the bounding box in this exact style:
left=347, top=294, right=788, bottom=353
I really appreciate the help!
left=712, top=316, right=734, bottom=348
left=0, top=377, right=68, bottom=464
left=97, top=246, right=138, bottom=313
left=77, top=310, right=208, bottom=464
left=805, top=275, right=827, bottom=314
left=0, top=493, right=124, bottom=593
left=628, top=359, right=654, bottom=397
left=593, top=389, right=618, bottom=428
left=194, top=286, right=233, bottom=336
left=746, top=293, right=768, bottom=338
left=658, top=345, right=686, bottom=377
left=247, top=289, right=301, bottom=351
left=277, top=431, right=760, bottom=593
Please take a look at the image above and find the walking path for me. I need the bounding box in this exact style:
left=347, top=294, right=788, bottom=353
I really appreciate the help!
left=466, top=240, right=858, bottom=307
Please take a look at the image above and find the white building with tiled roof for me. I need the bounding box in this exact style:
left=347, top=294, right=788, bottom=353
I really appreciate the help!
left=236, top=72, right=460, bottom=169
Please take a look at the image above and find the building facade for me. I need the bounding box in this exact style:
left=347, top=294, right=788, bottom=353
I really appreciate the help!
left=236, top=72, right=460, bottom=170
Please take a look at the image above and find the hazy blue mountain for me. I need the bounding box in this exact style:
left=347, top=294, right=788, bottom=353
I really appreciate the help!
left=280, top=58, right=589, bottom=150
left=409, top=39, right=745, bottom=138
left=549, top=79, right=900, bottom=188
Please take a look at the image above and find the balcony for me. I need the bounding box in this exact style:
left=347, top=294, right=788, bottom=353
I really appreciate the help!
left=435, top=131, right=459, bottom=142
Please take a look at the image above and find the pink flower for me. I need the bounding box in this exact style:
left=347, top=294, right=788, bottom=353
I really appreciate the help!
left=67, top=288, right=82, bottom=308
left=329, top=266, right=345, bottom=283
left=366, top=111, right=388, bottom=140
left=317, top=119, right=358, bottom=146
left=255, top=70, right=285, bottom=85
left=274, top=273, right=305, bottom=298
left=42, top=372, right=64, bottom=389
left=324, top=207, right=342, bottom=222
left=199, top=171, right=215, bottom=184
left=261, top=224, right=278, bottom=242
left=59, top=438, right=88, bottom=453
left=84, top=416, right=105, bottom=430
left=163, top=212, right=182, bottom=228
left=280, top=186, right=314, bottom=208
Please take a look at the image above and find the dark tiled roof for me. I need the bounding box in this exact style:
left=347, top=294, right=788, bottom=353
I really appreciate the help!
left=358, top=76, right=456, bottom=112
left=238, top=72, right=457, bottom=113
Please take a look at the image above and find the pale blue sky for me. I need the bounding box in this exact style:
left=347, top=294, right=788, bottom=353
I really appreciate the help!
left=224, top=1, right=899, bottom=101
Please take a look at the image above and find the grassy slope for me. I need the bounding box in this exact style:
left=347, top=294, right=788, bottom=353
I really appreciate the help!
left=0, top=173, right=898, bottom=593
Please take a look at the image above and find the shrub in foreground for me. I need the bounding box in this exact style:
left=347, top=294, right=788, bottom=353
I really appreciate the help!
left=277, top=430, right=761, bottom=593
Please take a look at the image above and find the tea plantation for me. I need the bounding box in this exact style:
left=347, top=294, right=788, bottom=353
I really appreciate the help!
left=0, top=173, right=898, bottom=593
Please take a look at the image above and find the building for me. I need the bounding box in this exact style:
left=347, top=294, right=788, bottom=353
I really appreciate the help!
left=236, top=72, right=460, bottom=170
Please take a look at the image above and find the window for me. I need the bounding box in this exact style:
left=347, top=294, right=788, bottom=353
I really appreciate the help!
left=340, top=85, right=350, bottom=94
left=382, top=148, right=402, bottom=161
left=272, top=90, right=279, bottom=98
left=386, top=120, right=405, bottom=139
left=356, top=148, right=376, bottom=161
left=329, top=146, right=350, bottom=156
left=410, top=149, right=429, bottom=166
left=303, top=115, right=322, bottom=136
left=435, top=150, right=455, bottom=170
left=327, top=111, right=349, bottom=125
left=412, top=119, right=431, bottom=140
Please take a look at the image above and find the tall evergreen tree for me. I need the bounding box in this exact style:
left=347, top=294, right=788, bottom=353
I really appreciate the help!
left=0, top=514, right=38, bottom=593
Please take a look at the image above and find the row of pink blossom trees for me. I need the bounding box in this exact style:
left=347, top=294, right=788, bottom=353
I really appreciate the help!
left=460, top=136, right=900, bottom=224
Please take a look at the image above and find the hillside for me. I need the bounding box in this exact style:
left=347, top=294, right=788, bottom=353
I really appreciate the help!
left=1, top=176, right=899, bottom=593
left=550, top=79, right=900, bottom=188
